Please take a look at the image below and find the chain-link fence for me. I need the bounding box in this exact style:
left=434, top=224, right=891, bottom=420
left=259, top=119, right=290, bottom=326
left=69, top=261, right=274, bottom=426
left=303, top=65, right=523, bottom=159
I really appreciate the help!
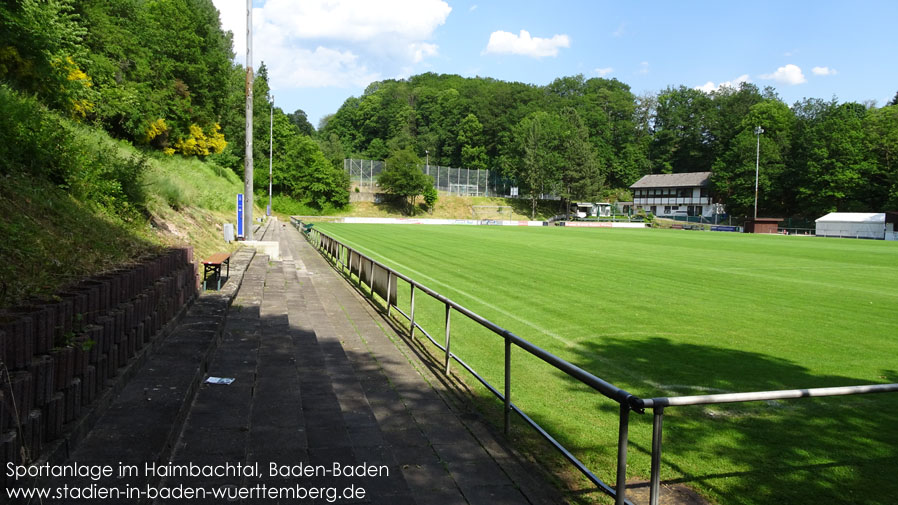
left=345, top=158, right=519, bottom=197
left=345, top=159, right=385, bottom=189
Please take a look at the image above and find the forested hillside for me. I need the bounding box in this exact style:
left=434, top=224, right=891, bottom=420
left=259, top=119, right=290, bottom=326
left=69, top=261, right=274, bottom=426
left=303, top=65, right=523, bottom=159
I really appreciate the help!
left=0, top=0, right=348, bottom=307
left=0, top=0, right=348, bottom=214
left=322, top=73, right=898, bottom=218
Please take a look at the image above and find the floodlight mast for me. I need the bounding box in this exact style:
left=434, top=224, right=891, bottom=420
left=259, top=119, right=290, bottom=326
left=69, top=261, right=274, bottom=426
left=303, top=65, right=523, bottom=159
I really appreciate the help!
left=243, top=0, right=253, bottom=239
left=754, top=126, right=764, bottom=220
left=268, top=94, right=273, bottom=216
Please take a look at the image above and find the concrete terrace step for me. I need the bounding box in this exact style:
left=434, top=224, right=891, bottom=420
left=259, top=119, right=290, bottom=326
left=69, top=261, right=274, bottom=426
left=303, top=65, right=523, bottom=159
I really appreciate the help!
left=289, top=225, right=560, bottom=505
left=14, top=220, right=560, bottom=505
left=15, top=248, right=256, bottom=504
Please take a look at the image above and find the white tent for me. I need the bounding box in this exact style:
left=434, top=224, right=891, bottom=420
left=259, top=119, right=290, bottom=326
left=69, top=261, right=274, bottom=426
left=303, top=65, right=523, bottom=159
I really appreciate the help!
left=814, top=212, right=896, bottom=240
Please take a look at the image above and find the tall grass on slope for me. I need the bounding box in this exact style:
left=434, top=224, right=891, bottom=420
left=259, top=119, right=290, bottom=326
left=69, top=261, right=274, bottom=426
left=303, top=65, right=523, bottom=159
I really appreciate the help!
left=0, top=84, right=248, bottom=307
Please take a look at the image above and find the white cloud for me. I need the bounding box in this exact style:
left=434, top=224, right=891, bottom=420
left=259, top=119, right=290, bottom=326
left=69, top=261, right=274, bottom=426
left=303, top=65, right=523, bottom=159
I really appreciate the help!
left=212, top=0, right=449, bottom=89
left=638, top=61, right=649, bottom=74
left=260, top=0, right=451, bottom=42
left=410, top=42, right=438, bottom=63
left=695, top=74, right=750, bottom=93
left=263, top=39, right=379, bottom=89
left=812, top=66, right=837, bottom=76
left=484, top=30, right=570, bottom=58
left=470, top=4, right=478, bottom=11
left=595, top=67, right=614, bottom=77
left=760, top=64, right=806, bottom=85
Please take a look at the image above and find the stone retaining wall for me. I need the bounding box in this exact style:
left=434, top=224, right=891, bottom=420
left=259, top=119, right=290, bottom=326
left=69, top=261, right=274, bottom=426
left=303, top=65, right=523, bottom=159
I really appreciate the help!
left=0, top=248, right=197, bottom=478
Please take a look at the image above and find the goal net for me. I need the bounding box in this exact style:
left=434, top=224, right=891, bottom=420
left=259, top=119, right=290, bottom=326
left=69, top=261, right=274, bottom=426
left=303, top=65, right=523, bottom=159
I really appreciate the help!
left=471, top=205, right=513, bottom=221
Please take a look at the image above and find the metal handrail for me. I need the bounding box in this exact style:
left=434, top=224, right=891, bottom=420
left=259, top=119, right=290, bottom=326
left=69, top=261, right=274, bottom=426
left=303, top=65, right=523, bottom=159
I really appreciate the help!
left=294, top=218, right=638, bottom=505
left=294, top=218, right=898, bottom=505
left=635, top=383, right=898, bottom=505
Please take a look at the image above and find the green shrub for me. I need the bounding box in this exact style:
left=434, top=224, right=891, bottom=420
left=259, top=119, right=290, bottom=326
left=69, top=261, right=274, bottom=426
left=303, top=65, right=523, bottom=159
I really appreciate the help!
left=0, top=85, right=148, bottom=219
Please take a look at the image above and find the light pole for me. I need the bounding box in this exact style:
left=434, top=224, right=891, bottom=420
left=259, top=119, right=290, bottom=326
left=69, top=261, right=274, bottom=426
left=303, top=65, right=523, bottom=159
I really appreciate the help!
left=425, top=150, right=429, bottom=173
left=243, top=0, right=253, bottom=239
left=268, top=94, right=273, bottom=216
left=754, top=126, right=764, bottom=220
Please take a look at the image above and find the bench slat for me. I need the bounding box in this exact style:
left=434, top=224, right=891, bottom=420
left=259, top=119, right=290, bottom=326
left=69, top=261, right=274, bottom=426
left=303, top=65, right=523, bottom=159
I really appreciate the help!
left=203, top=252, right=231, bottom=265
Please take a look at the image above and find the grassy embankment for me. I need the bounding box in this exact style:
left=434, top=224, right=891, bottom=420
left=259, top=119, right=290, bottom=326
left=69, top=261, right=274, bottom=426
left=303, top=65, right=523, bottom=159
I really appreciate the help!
left=313, top=223, right=898, bottom=505
left=0, top=85, right=251, bottom=308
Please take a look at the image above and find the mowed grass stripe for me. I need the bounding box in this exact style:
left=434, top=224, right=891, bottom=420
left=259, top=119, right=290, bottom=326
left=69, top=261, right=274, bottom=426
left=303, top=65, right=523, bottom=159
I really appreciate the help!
left=316, top=223, right=898, bottom=505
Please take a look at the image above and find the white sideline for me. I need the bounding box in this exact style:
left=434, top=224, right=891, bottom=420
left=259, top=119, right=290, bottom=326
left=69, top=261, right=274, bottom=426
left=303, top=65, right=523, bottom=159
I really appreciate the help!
left=321, top=229, right=572, bottom=346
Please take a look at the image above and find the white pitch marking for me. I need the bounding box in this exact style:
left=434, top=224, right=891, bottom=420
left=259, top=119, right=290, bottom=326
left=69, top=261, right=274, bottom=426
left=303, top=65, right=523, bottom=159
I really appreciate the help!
left=321, top=230, right=572, bottom=346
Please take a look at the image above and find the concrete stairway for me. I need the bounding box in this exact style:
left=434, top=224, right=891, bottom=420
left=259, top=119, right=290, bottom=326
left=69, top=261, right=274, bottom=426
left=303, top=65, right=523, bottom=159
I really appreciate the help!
left=19, top=220, right=559, bottom=505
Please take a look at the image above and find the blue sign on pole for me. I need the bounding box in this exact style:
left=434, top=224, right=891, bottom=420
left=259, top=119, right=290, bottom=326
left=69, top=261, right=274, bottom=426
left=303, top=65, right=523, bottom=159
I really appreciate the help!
left=236, top=193, right=244, bottom=238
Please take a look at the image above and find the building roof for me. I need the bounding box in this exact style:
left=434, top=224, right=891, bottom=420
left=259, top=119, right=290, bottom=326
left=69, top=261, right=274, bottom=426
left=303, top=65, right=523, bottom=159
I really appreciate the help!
left=815, top=212, right=885, bottom=223
left=629, top=172, right=712, bottom=189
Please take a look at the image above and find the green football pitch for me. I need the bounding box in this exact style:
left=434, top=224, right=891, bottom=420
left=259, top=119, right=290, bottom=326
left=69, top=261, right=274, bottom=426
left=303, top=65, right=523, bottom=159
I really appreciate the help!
left=313, top=223, right=898, bottom=505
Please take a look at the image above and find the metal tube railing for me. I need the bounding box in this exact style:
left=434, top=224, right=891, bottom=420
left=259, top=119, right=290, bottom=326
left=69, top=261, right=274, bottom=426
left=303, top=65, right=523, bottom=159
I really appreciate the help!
left=293, top=218, right=898, bottom=505
left=296, top=220, right=637, bottom=504
left=636, top=384, right=898, bottom=505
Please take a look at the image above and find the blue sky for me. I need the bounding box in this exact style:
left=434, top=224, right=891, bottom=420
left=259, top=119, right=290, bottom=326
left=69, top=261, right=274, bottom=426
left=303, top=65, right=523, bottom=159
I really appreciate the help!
left=213, top=0, right=898, bottom=128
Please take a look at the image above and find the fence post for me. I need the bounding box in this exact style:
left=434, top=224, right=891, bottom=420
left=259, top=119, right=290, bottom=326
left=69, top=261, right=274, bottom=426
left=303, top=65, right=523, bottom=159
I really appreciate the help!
left=444, top=303, right=451, bottom=375
left=368, top=259, right=375, bottom=300
left=409, top=284, right=416, bottom=340
left=504, top=336, right=511, bottom=435
left=347, top=248, right=352, bottom=279
left=615, top=403, right=631, bottom=505
left=386, top=271, right=392, bottom=317
left=650, top=407, right=665, bottom=505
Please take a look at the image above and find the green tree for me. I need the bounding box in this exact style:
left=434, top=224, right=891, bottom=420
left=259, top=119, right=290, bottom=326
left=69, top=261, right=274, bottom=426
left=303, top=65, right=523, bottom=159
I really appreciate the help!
left=651, top=86, right=715, bottom=173
left=712, top=99, right=794, bottom=217
left=364, top=138, right=390, bottom=160
left=422, top=185, right=438, bottom=212
left=458, top=113, right=488, bottom=171
left=508, top=111, right=564, bottom=218
left=317, top=132, right=347, bottom=170
left=0, top=0, right=93, bottom=117
left=288, top=109, right=315, bottom=136
left=790, top=100, right=873, bottom=216
left=863, top=105, right=898, bottom=208
left=559, top=107, right=603, bottom=209
left=378, top=149, right=434, bottom=214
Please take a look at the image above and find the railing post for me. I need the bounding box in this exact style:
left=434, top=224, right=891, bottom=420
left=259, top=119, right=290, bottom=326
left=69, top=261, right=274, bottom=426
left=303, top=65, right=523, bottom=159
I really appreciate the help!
left=386, top=271, right=392, bottom=317
left=444, top=303, right=451, bottom=375
left=504, top=336, right=511, bottom=436
left=409, top=284, right=416, bottom=340
left=368, top=259, right=375, bottom=300
left=615, top=403, right=630, bottom=505
left=650, top=407, right=665, bottom=505
left=348, top=249, right=353, bottom=281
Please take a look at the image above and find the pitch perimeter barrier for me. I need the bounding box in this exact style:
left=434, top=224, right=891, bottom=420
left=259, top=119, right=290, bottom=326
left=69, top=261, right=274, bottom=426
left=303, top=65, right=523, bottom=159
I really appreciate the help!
left=293, top=217, right=640, bottom=504
left=293, top=217, right=898, bottom=505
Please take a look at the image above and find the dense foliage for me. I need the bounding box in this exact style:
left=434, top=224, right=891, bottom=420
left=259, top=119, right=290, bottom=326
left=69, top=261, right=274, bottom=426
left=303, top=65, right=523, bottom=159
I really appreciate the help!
left=323, top=73, right=898, bottom=219
left=0, top=0, right=348, bottom=210
left=0, top=85, right=147, bottom=219
left=378, top=149, right=435, bottom=214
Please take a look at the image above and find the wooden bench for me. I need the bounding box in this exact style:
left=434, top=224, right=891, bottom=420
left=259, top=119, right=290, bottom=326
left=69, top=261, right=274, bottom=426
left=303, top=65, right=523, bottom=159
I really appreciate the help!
left=202, top=252, right=231, bottom=290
